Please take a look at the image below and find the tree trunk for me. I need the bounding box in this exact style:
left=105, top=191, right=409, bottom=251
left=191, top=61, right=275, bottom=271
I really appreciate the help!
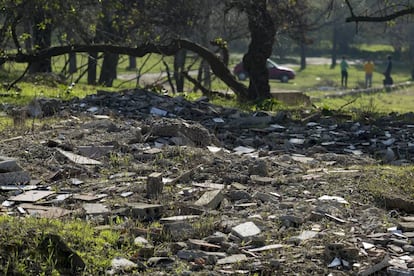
left=128, top=56, right=136, bottom=70
left=87, top=52, right=98, bottom=85
left=174, top=49, right=186, bottom=92
left=331, top=23, right=338, bottom=69
left=29, top=10, right=52, bottom=74
left=243, top=0, right=275, bottom=101
left=300, top=43, right=306, bottom=70
left=69, top=52, right=77, bottom=74
left=98, top=52, right=118, bottom=87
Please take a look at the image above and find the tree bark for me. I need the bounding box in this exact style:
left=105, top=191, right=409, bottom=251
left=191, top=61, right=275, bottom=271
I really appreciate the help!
left=98, top=52, right=119, bottom=87
left=29, top=10, right=52, bottom=74
left=174, top=49, right=186, bottom=92
left=243, top=0, right=275, bottom=101
left=87, top=52, right=98, bottom=85
left=69, top=52, right=77, bottom=74
left=300, top=43, right=306, bottom=70
left=128, top=56, right=136, bottom=70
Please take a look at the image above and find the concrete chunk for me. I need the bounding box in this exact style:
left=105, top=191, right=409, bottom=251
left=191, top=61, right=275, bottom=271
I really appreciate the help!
left=127, top=203, right=163, bottom=221
left=231, top=221, right=261, bottom=239
left=194, top=189, right=223, bottom=209
left=216, top=254, right=248, bottom=265
left=0, top=159, right=22, bottom=172
left=146, top=172, right=163, bottom=198
left=83, top=203, right=110, bottom=215
left=0, top=171, right=30, bottom=185
left=57, top=148, right=102, bottom=165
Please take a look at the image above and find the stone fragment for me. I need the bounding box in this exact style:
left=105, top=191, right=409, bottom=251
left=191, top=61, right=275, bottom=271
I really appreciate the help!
left=147, top=257, right=174, bottom=267
left=9, top=190, right=55, bottom=202
left=231, top=221, right=261, bottom=239
left=280, top=215, right=304, bottom=227
left=163, top=221, right=194, bottom=241
left=160, top=215, right=199, bottom=223
left=19, top=203, right=72, bottom=218
left=0, top=171, right=31, bottom=185
left=57, top=149, right=102, bottom=165
left=83, top=203, right=110, bottom=215
left=358, top=255, right=390, bottom=276
left=194, top=189, right=223, bottom=209
left=0, top=158, right=22, bottom=172
left=248, top=244, right=284, bottom=252
left=146, top=172, right=163, bottom=198
left=253, top=192, right=279, bottom=203
left=126, top=203, right=162, bottom=221
left=227, top=190, right=252, bottom=201
left=77, top=145, right=114, bottom=158
left=250, top=175, right=276, bottom=185
left=248, top=159, right=268, bottom=177
left=398, top=222, right=414, bottom=232
left=110, top=257, right=138, bottom=272
left=188, top=239, right=221, bottom=251
left=216, top=254, right=247, bottom=265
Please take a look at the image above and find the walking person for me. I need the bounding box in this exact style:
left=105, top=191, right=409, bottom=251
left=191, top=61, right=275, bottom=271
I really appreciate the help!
left=340, top=56, right=349, bottom=88
left=364, top=59, right=374, bottom=88
left=383, top=55, right=393, bottom=86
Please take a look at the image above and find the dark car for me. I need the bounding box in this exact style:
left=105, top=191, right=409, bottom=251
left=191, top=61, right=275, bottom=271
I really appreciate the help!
left=233, top=59, right=295, bottom=83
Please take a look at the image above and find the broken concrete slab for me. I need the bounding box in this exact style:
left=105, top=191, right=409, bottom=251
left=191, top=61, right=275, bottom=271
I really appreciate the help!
left=398, top=222, right=414, bottom=232
left=248, top=244, right=284, bottom=252
left=216, top=254, right=247, bottom=265
left=146, top=172, right=163, bottom=198
left=77, top=145, right=114, bottom=159
left=83, top=203, right=110, bottom=215
left=126, top=203, right=163, bottom=221
left=0, top=171, right=31, bottom=185
left=160, top=215, right=199, bottom=223
left=231, top=221, right=261, bottom=239
left=18, top=203, right=72, bottom=218
left=57, top=148, right=102, bottom=165
left=0, top=158, right=22, bottom=172
left=9, top=190, right=55, bottom=202
left=194, top=189, right=223, bottom=209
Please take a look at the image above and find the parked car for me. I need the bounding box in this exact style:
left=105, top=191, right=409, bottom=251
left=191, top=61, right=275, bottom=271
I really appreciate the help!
left=233, top=59, right=295, bottom=83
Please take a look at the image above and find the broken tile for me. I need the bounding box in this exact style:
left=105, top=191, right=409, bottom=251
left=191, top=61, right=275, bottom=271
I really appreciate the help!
left=57, top=149, right=102, bottom=165
left=146, top=172, right=163, bottom=198
left=9, top=190, right=55, bottom=202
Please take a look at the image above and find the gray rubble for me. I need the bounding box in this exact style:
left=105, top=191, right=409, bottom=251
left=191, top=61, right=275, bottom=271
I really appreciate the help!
left=1, top=88, right=414, bottom=274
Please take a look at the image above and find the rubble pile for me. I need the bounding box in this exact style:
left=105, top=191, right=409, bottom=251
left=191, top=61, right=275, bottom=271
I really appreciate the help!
left=1, top=88, right=414, bottom=274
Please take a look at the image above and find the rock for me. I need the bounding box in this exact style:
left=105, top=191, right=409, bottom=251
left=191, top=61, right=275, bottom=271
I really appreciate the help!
left=147, top=257, right=174, bottom=267
left=216, top=254, right=247, bottom=265
left=384, top=196, right=414, bottom=213
left=227, top=190, right=252, bottom=201
left=126, top=203, right=163, bottom=221
left=83, top=203, right=110, bottom=215
left=0, top=171, right=31, bottom=186
left=163, top=221, right=194, bottom=241
left=146, top=172, right=163, bottom=198
left=0, top=158, right=22, bottom=172
left=194, top=189, right=223, bottom=209
left=110, top=257, right=138, bottom=272
left=231, top=221, right=261, bottom=239
left=248, top=159, right=268, bottom=176
left=398, top=222, right=414, bottom=232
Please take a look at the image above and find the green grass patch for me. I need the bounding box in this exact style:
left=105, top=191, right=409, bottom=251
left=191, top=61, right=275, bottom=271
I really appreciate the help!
left=358, top=165, right=414, bottom=203
left=0, top=216, right=123, bottom=274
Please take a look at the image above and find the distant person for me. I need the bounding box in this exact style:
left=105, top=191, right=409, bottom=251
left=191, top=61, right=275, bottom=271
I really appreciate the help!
left=363, top=59, right=374, bottom=88
left=383, top=55, right=393, bottom=86
left=340, top=56, right=349, bottom=88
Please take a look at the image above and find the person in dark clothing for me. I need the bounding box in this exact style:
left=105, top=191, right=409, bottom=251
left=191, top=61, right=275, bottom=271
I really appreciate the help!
left=383, top=55, right=393, bottom=86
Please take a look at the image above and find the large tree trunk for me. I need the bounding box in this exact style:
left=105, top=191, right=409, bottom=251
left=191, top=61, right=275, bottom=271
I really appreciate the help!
left=69, top=52, right=77, bottom=74
left=243, top=0, right=275, bottom=101
left=98, top=52, right=118, bottom=87
left=300, top=43, right=306, bottom=70
left=29, top=10, right=52, bottom=74
left=87, top=52, right=98, bottom=85
left=331, top=23, right=338, bottom=69
left=127, top=56, right=136, bottom=70
left=174, top=49, right=186, bottom=92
